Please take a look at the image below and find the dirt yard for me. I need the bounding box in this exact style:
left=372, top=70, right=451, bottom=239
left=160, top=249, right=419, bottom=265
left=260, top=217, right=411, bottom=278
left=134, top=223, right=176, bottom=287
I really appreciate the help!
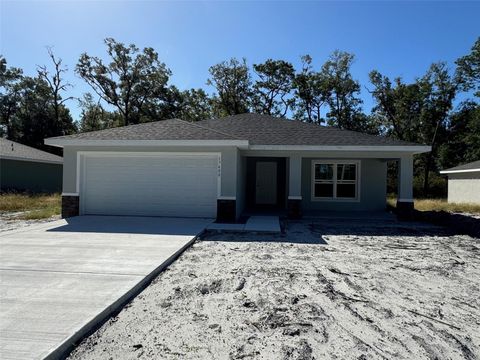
left=0, top=212, right=60, bottom=232
left=69, top=217, right=480, bottom=360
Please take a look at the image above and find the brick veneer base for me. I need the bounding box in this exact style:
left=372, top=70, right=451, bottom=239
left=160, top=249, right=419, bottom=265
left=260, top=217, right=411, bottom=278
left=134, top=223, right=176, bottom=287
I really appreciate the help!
left=396, top=200, right=414, bottom=220
left=62, top=195, right=79, bottom=218
left=287, top=199, right=302, bottom=219
left=216, top=199, right=236, bottom=223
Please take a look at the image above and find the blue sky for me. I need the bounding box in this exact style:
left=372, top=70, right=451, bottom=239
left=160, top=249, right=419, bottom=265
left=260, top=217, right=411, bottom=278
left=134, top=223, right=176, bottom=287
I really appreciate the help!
left=1, top=1, right=478, bottom=121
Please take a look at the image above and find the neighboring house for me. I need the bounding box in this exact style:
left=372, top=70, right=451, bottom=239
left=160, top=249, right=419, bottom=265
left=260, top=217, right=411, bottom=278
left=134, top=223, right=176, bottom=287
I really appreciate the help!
left=44, top=114, right=430, bottom=221
left=440, top=160, right=480, bottom=204
left=0, top=138, right=63, bottom=193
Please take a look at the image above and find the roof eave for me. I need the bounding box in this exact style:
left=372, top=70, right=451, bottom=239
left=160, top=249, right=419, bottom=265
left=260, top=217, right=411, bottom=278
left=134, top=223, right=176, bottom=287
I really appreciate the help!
left=248, top=145, right=431, bottom=154
left=0, top=155, right=63, bottom=164
left=439, top=168, right=480, bottom=174
left=44, top=139, right=250, bottom=148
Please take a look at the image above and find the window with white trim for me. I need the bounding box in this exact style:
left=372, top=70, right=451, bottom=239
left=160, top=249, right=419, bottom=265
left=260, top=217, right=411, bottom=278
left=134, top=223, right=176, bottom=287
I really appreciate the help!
left=312, top=161, right=359, bottom=200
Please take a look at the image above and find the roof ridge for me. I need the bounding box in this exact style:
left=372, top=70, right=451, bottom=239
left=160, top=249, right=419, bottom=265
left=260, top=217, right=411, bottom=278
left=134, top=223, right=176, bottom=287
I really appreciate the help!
left=177, top=119, right=243, bottom=140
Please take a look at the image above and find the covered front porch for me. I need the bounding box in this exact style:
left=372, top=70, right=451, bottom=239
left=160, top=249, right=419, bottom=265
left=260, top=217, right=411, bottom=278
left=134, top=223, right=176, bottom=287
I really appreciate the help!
left=216, top=149, right=416, bottom=223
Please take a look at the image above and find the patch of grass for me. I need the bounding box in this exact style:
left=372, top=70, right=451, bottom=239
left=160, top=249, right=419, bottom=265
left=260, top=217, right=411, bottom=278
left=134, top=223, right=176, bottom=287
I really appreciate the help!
left=387, top=197, right=480, bottom=215
left=0, top=193, right=61, bottom=219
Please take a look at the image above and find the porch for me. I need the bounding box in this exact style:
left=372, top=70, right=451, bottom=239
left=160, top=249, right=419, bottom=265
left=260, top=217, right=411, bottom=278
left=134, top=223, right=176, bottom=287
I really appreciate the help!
left=216, top=150, right=415, bottom=223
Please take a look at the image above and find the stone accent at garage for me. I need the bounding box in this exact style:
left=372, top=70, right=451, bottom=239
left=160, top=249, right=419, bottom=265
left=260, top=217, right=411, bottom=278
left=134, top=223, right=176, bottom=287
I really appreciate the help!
left=62, top=195, right=79, bottom=218
left=287, top=198, right=302, bottom=219
left=216, top=199, right=236, bottom=223
left=396, top=200, right=414, bottom=220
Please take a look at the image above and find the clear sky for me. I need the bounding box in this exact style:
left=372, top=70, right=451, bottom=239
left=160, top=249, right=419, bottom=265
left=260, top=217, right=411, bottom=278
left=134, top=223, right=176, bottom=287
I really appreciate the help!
left=1, top=1, right=479, bottom=121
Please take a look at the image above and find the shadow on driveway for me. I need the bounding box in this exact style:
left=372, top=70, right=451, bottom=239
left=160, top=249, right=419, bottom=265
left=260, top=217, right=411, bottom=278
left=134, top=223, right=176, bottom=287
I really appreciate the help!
left=47, top=215, right=214, bottom=236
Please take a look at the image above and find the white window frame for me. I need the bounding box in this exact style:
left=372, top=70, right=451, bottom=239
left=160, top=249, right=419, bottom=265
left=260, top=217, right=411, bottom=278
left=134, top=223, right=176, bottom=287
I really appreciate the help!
left=311, top=160, right=361, bottom=202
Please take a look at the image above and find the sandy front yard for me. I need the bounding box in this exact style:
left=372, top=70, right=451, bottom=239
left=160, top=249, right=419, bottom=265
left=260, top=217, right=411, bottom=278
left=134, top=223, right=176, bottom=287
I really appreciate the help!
left=69, top=218, right=480, bottom=360
left=0, top=212, right=60, bottom=232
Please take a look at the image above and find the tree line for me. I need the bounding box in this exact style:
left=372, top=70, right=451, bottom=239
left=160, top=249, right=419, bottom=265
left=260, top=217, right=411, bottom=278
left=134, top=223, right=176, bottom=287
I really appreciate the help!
left=1, top=37, right=479, bottom=197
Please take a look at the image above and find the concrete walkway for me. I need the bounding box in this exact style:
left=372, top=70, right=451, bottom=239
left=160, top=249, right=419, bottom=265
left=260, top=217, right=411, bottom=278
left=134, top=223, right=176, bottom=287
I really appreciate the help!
left=0, top=216, right=212, bottom=360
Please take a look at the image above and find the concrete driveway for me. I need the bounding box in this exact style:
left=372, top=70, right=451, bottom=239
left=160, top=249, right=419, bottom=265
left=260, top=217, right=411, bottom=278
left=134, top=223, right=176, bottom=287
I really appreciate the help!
left=0, top=215, right=212, bottom=360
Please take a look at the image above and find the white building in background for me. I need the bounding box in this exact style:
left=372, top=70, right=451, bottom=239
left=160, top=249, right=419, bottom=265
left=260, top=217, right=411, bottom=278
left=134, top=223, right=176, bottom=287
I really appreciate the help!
left=440, top=160, right=480, bottom=204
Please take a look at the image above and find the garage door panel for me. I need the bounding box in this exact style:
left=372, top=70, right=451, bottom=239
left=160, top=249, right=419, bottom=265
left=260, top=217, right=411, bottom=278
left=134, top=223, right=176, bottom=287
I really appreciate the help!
left=82, top=154, right=218, bottom=217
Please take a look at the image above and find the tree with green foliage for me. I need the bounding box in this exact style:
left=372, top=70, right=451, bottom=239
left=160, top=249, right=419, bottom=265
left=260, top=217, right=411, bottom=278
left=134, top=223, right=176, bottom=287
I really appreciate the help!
left=292, top=55, right=330, bottom=124
left=455, top=37, right=480, bottom=98
left=0, top=56, right=24, bottom=139
left=14, top=76, right=75, bottom=151
left=179, top=88, right=214, bottom=122
left=252, top=59, right=295, bottom=117
left=322, top=50, right=363, bottom=129
left=369, top=62, right=456, bottom=196
left=78, top=93, right=121, bottom=132
left=417, top=62, right=457, bottom=196
left=76, top=38, right=171, bottom=126
left=439, top=101, right=480, bottom=169
left=207, top=58, right=251, bottom=116
left=1, top=55, right=75, bottom=152
left=369, top=70, right=422, bottom=141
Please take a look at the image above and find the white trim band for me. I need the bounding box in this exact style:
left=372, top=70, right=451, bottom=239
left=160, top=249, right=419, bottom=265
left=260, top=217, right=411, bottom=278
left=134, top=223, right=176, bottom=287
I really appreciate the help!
left=217, top=196, right=236, bottom=200
left=62, top=192, right=79, bottom=197
left=288, top=196, right=303, bottom=200
left=440, top=168, right=480, bottom=174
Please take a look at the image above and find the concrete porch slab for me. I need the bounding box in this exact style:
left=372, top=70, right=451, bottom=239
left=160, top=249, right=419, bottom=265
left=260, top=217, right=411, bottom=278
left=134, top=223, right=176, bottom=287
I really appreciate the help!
left=244, top=216, right=281, bottom=233
left=206, top=223, right=246, bottom=231
left=206, top=216, right=281, bottom=233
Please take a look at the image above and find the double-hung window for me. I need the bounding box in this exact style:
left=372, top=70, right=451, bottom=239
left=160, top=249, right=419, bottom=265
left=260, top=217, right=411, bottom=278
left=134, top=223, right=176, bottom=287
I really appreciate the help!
left=312, top=161, right=360, bottom=201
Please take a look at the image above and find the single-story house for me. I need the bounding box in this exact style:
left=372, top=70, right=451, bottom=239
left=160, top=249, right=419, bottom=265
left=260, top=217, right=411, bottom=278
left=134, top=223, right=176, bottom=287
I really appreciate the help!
left=440, top=160, right=480, bottom=204
left=0, top=138, right=63, bottom=193
left=44, top=114, right=430, bottom=221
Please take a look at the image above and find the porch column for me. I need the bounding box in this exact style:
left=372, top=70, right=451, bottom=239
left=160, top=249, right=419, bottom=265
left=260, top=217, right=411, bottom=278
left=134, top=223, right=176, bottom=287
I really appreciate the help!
left=397, top=154, right=414, bottom=218
left=217, top=148, right=237, bottom=223
left=288, top=155, right=302, bottom=219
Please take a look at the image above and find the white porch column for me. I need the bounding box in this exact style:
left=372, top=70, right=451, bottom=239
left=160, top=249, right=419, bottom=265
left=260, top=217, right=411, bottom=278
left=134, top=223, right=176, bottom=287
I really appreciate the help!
left=397, top=154, right=414, bottom=216
left=217, top=147, right=238, bottom=223
left=288, top=155, right=302, bottom=218
left=288, top=154, right=302, bottom=198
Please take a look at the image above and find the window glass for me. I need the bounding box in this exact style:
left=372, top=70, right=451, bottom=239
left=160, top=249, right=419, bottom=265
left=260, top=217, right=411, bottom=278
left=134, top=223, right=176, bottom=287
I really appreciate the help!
left=314, top=183, right=334, bottom=198
left=337, top=183, right=356, bottom=198
left=337, top=164, right=356, bottom=181
left=315, top=164, right=333, bottom=180
left=313, top=161, right=359, bottom=200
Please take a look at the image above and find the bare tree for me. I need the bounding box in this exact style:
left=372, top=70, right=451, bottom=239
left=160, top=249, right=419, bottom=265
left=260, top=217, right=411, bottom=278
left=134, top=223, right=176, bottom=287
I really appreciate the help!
left=37, top=47, right=74, bottom=126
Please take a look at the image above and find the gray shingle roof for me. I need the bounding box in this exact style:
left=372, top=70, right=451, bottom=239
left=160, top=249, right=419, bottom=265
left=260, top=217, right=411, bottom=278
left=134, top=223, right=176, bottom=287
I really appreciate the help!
left=0, top=138, right=63, bottom=163
left=196, top=114, right=421, bottom=146
left=46, top=113, right=424, bottom=147
left=441, top=160, right=480, bottom=173
left=48, top=118, right=239, bottom=141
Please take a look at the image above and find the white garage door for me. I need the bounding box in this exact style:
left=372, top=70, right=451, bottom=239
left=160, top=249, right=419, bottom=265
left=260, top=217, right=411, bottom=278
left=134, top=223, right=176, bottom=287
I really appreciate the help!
left=81, top=153, right=219, bottom=218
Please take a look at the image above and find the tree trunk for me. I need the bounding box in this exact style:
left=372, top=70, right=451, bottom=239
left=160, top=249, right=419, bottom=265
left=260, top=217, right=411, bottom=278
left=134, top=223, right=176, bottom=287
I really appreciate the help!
left=423, top=152, right=433, bottom=197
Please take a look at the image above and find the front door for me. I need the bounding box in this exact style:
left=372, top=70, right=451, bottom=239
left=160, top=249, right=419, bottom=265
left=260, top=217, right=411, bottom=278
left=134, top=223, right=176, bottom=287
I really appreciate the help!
left=255, top=161, right=277, bottom=205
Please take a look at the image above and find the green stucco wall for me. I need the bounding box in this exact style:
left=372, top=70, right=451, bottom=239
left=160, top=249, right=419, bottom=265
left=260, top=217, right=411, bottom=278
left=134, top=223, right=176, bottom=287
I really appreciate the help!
left=1, top=159, right=62, bottom=193
left=301, top=158, right=387, bottom=212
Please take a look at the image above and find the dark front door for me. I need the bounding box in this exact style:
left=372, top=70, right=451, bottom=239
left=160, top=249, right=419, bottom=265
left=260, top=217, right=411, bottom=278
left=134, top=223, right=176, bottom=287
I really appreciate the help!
left=255, top=161, right=277, bottom=205
left=246, top=157, right=286, bottom=210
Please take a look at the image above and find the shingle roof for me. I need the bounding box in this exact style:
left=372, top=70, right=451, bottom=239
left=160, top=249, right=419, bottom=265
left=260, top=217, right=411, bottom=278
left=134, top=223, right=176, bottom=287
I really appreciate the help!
left=47, top=118, right=239, bottom=141
left=441, top=160, right=480, bottom=173
left=46, top=113, right=425, bottom=147
left=0, top=138, right=63, bottom=164
left=195, top=114, right=421, bottom=146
